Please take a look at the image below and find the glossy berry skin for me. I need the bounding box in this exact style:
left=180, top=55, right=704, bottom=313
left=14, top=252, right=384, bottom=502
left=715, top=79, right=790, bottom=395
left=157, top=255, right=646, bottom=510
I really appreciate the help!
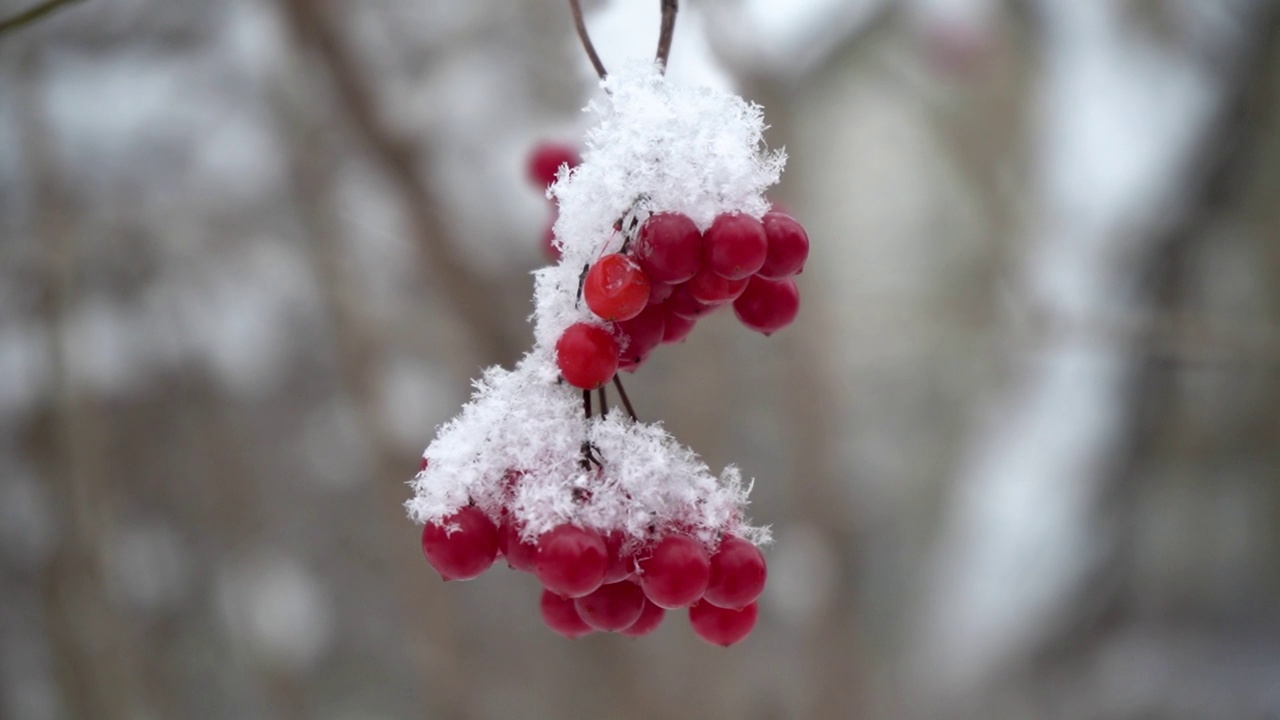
left=584, top=254, right=651, bottom=321
left=704, top=213, right=767, bottom=280
left=686, top=265, right=749, bottom=306
left=689, top=600, right=758, bottom=647
left=575, top=581, right=646, bottom=631
left=732, top=276, right=800, bottom=336
left=638, top=535, right=711, bottom=609
left=661, top=307, right=697, bottom=344
left=704, top=536, right=767, bottom=609
left=527, top=143, right=580, bottom=187
left=499, top=518, right=538, bottom=572
left=535, top=524, right=608, bottom=598
left=602, top=531, right=636, bottom=583
left=758, top=211, right=809, bottom=279
left=421, top=506, right=499, bottom=581
left=667, top=286, right=717, bottom=320
left=619, top=598, right=666, bottom=637
left=614, top=304, right=666, bottom=366
left=540, top=589, right=594, bottom=639
left=635, top=213, right=703, bottom=284
left=555, top=323, right=619, bottom=389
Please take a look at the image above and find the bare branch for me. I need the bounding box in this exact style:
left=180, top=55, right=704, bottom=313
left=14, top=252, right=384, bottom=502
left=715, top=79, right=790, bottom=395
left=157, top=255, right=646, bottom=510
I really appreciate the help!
left=568, top=0, right=607, bottom=80
left=0, top=0, right=83, bottom=38
left=656, top=0, right=677, bottom=71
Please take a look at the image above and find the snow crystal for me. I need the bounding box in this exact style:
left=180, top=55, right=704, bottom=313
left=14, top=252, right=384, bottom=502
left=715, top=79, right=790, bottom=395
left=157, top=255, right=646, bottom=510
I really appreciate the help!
left=406, top=61, right=780, bottom=549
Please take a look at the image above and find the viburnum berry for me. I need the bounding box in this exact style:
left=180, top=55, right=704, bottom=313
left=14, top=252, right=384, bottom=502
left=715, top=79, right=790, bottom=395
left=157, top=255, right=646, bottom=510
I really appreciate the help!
left=584, top=253, right=651, bottom=321
left=421, top=506, right=499, bottom=581
left=602, top=530, right=636, bottom=583
left=686, top=265, right=749, bottom=305
left=418, top=457, right=429, bottom=472
left=667, top=286, right=717, bottom=320
left=758, top=211, right=809, bottom=279
left=703, top=535, right=767, bottom=609
left=638, top=535, right=711, bottom=609
left=613, top=304, right=666, bottom=368
left=647, top=281, right=675, bottom=306
left=535, top=524, right=608, bottom=598
left=732, top=276, right=799, bottom=336
left=619, top=598, right=666, bottom=637
left=704, top=213, right=768, bottom=280
left=499, top=517, right=538, bottom=572
left=527, top=142, right=580, bottom=188
left=661, top=307, right=697, bottom=344
left=575, top=581, right=647, bottom=631
left=540, top=589, right=594, bottom=639
left=635, top=213, right=703, bottom=284
left=688, top=599, right=758, bottom=647
left=555, top=322, right=619, bottom=389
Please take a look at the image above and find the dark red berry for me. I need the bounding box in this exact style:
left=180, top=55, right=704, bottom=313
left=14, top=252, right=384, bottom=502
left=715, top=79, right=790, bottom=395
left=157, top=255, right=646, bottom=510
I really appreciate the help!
left=704, top=213, right=767, bottom=280
left=703, top=536, right=767, bottom=609
left=614, top=304, right=665, bottom=365
left=540, top=589, right=594, bottom=639
left=686, top=265, right=749, bottom=305
left=499, top=517, right=538, bottom=572
left=758, top=211, right=809, bottom=279
left=732, top=276, right=799, bottom=336
left=555, top=322, right=619, bottom=389
left=667, top=285, right=717, bottom=320
left=584, top=254, right=651, bottom=321
left=602, top=530, right=635, bottom=584
left=619, top=598, right=666, bottom=637
left=575, top=581, right=646, bottom=631
left=689, top=600, right=758, bottom=647
left=527, top=143, right=580, bottom=187
left=661, top=306, right=697, bottom=344
left=418, top=457, right=429, bottom=472
left=635, top=213, right=703, bottom=284
left=638, top=535, right=711, bottom=609
left=421, top=506, right=499, bottom=581
left=535, top=524, right=608, bottom=598
left=647, top=281, right=674, bottom=306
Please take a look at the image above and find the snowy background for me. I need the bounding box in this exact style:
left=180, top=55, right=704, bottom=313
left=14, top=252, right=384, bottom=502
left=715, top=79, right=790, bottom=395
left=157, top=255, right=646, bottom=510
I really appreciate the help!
left=2, top=0, right=1279, bottom=718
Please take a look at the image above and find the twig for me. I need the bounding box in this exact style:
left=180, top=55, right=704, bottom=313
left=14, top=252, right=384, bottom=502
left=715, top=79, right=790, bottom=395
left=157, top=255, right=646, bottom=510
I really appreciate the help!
left=583, top=388, right=593, bottom=419
left=597, top=386, right=609, bottom=416
left=568, top=0, right=607, bottom=80
left=656, top=0, right=678, bottom=71
left=0, top=0, right=83, bottom=38
left=611, top=375, right=638, bottom=421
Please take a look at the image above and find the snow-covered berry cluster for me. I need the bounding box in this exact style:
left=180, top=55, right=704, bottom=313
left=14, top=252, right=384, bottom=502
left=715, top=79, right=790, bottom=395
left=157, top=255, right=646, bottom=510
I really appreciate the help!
left=407, top=60, right=802, bottom=647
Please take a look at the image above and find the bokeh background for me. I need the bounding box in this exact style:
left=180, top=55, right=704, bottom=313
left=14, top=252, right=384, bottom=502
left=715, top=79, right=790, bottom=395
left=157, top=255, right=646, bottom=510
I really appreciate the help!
left=2, top=0, right=1279, bottom=718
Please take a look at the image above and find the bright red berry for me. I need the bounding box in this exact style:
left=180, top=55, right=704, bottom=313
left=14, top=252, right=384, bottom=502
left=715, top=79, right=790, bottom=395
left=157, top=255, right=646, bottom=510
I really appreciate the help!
left=535, top=524, right=608, bottom=598
left=619, top=598, right=666, bottom=637
left=661, top=306, right=697, bottom=344
left=704, top=213, right=767, bottom=280
left=667, top=285, right=717, bottom=320
left=689, top=600, right=758, bottom=647
left=527, top=143, right=580, bottom=187
left=420, top=506, right=499, bottom=581
left=499, top=517, right=538, bottom=572
left=703, top=536, right=767, bottom=609
left=635, top=213, right=703, bottom=284
left=555, top=322, right=619, bottom=389
left=758, top=211, right=809, bottom=279
left=638, top=535, right=711, bottom=609
left=540, top=589, right=594, bottom=639
left=574, top=581, right=646, bottom=631
left=614, top=304, right=665, bottom=366
left=732, top=276, right=799, bottom=336
left=584, top=254, right=651, bottom=321
left=686, top=265, right=749, bottom=305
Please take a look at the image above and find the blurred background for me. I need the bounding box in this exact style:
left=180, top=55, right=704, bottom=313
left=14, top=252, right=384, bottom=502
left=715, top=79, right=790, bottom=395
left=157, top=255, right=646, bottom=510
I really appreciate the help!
left=2, top=0, right=1279, bottom=718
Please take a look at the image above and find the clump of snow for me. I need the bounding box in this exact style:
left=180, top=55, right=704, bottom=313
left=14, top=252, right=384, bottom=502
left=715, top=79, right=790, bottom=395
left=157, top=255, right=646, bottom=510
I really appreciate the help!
left=406, top=61, right=781, bottom=549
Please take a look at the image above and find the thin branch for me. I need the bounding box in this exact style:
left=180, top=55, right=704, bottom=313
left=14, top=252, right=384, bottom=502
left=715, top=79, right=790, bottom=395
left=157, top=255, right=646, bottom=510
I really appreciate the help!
left=611, top=375, right=638, bottom=422
left=656, top=0, right=677, bottom=71
left=583, top=388, right=593, bottom=419
left=0, top=0, right=83, bottom=38
left=568, top=0, right=607, bottom=80
left=597, top=385, right=609, bottom=416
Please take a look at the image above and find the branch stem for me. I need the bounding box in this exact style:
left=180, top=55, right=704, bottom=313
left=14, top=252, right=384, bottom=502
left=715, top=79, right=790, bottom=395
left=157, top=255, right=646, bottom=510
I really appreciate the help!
left=568, top=0, right=607, bottom=80
left=0, top=0, right=83, bottom=38
left=656, top=0, right=678, bottom=71
left=611, top=375, right=638, bottom=422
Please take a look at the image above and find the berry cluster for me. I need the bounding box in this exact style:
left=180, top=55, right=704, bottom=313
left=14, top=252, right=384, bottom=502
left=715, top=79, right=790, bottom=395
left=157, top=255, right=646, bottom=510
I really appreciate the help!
left=419, top=464, right=767, bottom=645
left=526, top=142, right=582, bottom=261
left=551, top=203, right=809, bottom=390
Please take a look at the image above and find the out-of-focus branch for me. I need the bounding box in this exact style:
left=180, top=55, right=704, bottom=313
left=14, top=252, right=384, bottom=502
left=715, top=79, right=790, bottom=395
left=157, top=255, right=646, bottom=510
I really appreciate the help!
left=568, top=0, right=607, bottom=80
left=281, top=0, right=518, bottom=369
left=0, top=0, right=83, bottom=38
left=655, top=0, right=677, bottom=70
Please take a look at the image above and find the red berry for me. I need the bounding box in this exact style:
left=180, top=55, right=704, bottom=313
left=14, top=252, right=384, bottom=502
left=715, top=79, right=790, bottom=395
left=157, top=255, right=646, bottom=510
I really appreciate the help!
left=527, top=142, right=580, bottom=187
left=638, top=535, right=711, bottom=609
left=647, top=281, right=674, bottom=306
left=499, top=517, right=538, bottom=572
left=703, top=536, right=767, bottom=609
left=635, top=213, right=703, bottom=284
left=661, top=306, right=697, bottom=344
left=584, top=254, right=651, bottom=321
left=418, top=457, right=429, bottom=472
left=688, top=600, right=758, bottom=647
left=732, top=276, right=799, bottom=336
left=686, top=265, right=749, bottom=305
left=614, top=304, right=665, bottom=365
left=575, top=581, right=646, bottom=631
left=602, top=530, right=635, bottom=583
left=420, top=506, right=499, bottom=581
left=619, top=598, right=666, bottom=637
left=540, top=589, right=594, bottom=639
left=667, top=285, right=717, bottom=320
left=535, top=524, right=608, bottom=598
left=555, top=323, right=619, bottom=389
left=704, top=213, right=767, bottom=280
left=758, top=211, right=809, bottom=279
